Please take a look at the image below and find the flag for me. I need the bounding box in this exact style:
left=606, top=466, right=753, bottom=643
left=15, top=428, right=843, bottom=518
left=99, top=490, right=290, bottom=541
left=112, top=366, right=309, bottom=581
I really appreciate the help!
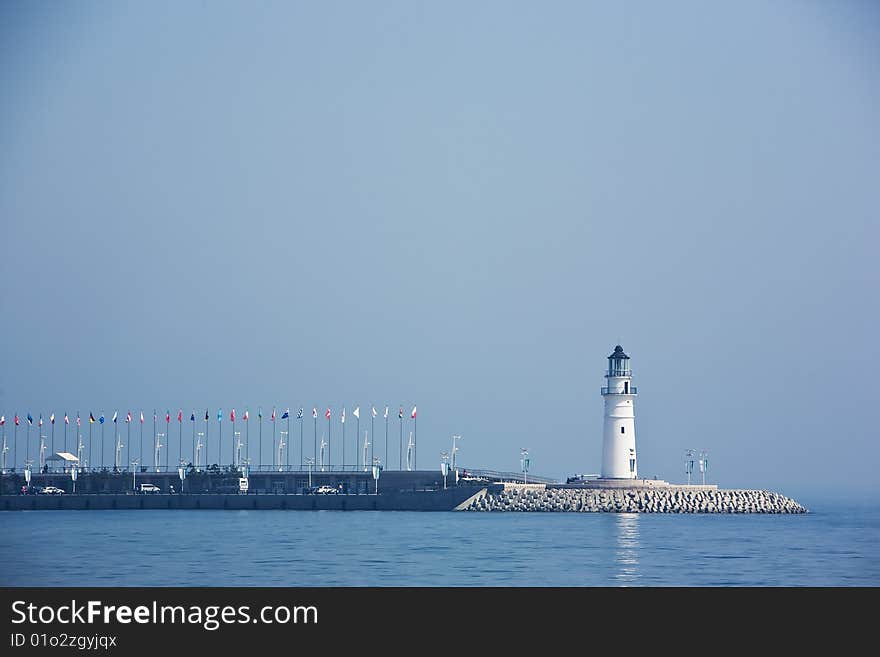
left=217, top=409, right=222, bottom=422
left=38, top=414, right=43, bottom=427
left=50, top=413, right=55, bottom=425
left=281, top=409, right=290, bottom=420
left=244, top=409, right=249, bottom=421
left=353, top=406, right=359, bottom=419
left=153, top=411, right=157, bottom=422
left=112, top=411, right=118, bottom=423
left=89, top=413, right=95, bottom=424
left=27, top=413, right=34, bottom=425
left=166, top=411, right=171, bottom=423
left=204, top=410, right=209, bottom=422
left=14, top=415, right=20, bottom=426
left=140, top=411, right=144, bottom=424
left=230, top=408, right=236, bottom=422
left=190, top=412, right=195, bottom=422
left=98, top=413, right=105, bottom=424
left=384, top=406, right=389, bottom=419
left=312, top=408, right=318, bottom=419
left=270, top=408, right=275, bottom=422
left=371, top=406, right=377, bottom=419
left=325, top=408, right=331, bottom=420
left=411, top=406, right=417, bottom=419
left=297, top=408, right=303, bottom=419
left=0, top=415, right=4, bottom=426
left=126, top=411, right=132, bottom=423
left=64, top=413, right=69, bottom=425
left=258, top=408, right=263, bottom=421
left=177, top=410, right=183, bottom=423
left=398, top=407, right=403, bottom=419
left=341, top=408, right=346, bottom=424
left=76, top=413, right=81, bottom=426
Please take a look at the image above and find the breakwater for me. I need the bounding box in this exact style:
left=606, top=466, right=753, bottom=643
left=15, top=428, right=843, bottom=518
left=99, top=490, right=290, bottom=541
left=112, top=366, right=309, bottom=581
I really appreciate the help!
left=464, top=486, right=807, bottom=513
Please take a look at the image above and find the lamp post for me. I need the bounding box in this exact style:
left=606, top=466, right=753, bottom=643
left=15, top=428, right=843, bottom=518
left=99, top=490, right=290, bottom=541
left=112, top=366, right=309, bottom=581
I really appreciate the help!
left=70, top=464, right=78, bottom=494
left=155, top=433, right=165, bottom=472
left=685, top=449, right=695, bottom=485
left=451, top=435, right=461, bottom=471
left=305, top=457, right=315, bottom=490
left=178, top=459, right=187, bottom=494
left=115, top=433, right=124, bottom=472
left=699, top=450, right=709, bottom=485
left=362, top=431, right=370, bottom=472
left=24, top=459, right=32, bottom=491
left=278, top=431, right=288, bottom=472
left=371, top=457, right=381, bottom=495
left=234, top=431, right=243, bottom=470
left=440, top=451, right=449, bottom=490
left=39, top=435, right=47, bottom=472
left=130, top=459, right=139, bottom=492
left=520, top=448, right=530, bottom=485
left=195, top=432, right=204, bottom=472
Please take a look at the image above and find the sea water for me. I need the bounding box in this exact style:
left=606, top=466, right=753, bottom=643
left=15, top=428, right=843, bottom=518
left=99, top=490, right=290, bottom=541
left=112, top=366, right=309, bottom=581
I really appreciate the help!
left=1, top=500, right=877, bottom=586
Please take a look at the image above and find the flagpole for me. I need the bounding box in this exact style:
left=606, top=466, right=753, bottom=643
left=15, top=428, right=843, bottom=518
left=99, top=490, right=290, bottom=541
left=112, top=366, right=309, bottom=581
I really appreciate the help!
left=140, top=413, right=143, bottom=469
left=399, top=411, right=402, bottom=470
left=178, top=415, right=182, bottom=466
left=259, top=410, right=262, bottom=472
left=218, top=411, right=222, bottom=469
left=51, top=420, right=54, bottom=458
left=299, top=414, right=303, bottom=470
left=205, top=411, right=209, bottom=469
left=414, top=414, right=417, bottom=470
left=87, top=421, right=91, bottom=471
left=327, top=414, right=331, bottom=472
left=314, top=413, right=317, bottom=469
left=245, top=414, right=249, bottom=465
left=356, top=415, right=360, bottom=471
left=14, top=422, right=18, bottom=471
left=231, top=415, right=235, bottom=467
left=166, top=416, right=170, bottom=472
left=342, top=412, right=345, bottom=471
left=371, top=415, right=374, bottom=474
left=191, top=414, right=195, bottom=467
left=385, top=413, right=388, bottom=473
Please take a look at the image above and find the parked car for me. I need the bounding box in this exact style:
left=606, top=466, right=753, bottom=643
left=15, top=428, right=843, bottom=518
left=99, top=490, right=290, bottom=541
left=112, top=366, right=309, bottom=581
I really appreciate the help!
left=306, top=485, right=337, bottom=495
left=139, top=483, right=161, bottom=494
left=38, top=486, right=65, bottom=495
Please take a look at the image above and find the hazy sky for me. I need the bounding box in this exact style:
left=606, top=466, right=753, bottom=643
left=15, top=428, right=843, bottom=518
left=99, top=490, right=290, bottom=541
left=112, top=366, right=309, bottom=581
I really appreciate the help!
left=1, top=1, right=877, bottom=499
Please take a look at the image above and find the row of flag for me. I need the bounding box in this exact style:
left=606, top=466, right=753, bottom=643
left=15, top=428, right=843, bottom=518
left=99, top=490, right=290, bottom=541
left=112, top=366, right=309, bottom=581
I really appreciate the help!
left=0, top=406, right=418, bottom=428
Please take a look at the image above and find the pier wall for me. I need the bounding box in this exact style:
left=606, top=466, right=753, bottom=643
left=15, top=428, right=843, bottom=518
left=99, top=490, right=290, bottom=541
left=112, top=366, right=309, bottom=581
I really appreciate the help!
left=0, top=486, right=479, bottom=512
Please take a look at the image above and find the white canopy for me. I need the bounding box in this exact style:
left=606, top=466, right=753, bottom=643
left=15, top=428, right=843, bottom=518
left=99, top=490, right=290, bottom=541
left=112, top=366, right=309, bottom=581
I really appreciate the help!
left=46, top=452, right=79, bottom=463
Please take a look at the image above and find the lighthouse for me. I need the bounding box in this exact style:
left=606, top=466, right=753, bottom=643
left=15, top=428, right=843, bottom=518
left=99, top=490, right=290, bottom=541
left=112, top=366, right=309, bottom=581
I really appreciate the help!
left=600, top=345, right=638, bottom=479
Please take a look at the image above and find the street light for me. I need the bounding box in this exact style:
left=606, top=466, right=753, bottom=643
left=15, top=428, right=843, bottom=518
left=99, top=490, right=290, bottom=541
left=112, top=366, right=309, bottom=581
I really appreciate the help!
left=278, top=431, right=288, bottom=472
left=178, top=458, right=187, bottom=494
left=451, top=435, right=461, bottom=471
left=130, top=459, right=139, bottom=492
left=305, top=457, right=315, bottom=490
left=440, top=451, right=449, bottom=490
left=699, top=450, right=709, bottom=485
left=685, top=449, right=695, bottom=485
left=155, top=432, right=165, bottom=472
left=371, top=457, right=381, bottom=495
left=520, top=448, right=530, bottom=485
left=195, top=432, right=204, bottom=472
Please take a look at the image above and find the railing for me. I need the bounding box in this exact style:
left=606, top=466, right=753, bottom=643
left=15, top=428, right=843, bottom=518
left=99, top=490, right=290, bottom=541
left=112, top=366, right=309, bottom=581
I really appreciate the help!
left=601, top=386, right=637, bottom=395
left=455, top=467, right=558, bottom=485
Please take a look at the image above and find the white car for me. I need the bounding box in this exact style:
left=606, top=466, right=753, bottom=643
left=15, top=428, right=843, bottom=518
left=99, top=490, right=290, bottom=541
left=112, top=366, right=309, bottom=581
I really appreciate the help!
left=314, top=485, right=338, bottom=495
left=39, top=486, right=65, bottom=495
left=139, top=483, right=161, bottom=494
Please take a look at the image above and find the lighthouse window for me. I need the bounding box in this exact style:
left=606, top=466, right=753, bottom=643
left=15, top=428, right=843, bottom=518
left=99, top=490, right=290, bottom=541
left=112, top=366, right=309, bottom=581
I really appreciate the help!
left=620, top=427, right=625, bottom=434
left=629, top=459, right=636, bottom=473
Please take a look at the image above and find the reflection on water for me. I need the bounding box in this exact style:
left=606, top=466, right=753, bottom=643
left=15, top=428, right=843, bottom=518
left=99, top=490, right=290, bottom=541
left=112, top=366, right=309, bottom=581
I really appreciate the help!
left=614, top=513, right=640, bottom=585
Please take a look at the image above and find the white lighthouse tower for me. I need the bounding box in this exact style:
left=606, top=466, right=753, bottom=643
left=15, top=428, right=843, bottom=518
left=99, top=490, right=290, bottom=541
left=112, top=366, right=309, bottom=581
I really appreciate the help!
left=600, top=345, right=638, bottom=479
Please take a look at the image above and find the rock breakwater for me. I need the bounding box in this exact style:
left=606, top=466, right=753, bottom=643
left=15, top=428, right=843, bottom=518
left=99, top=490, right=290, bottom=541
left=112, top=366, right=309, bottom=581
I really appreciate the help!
left=464, top=487, right=806, bottom=513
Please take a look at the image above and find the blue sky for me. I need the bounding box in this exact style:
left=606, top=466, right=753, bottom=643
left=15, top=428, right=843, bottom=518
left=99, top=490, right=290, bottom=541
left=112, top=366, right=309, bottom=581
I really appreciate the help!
left=1, top=1, right=877, bottom=498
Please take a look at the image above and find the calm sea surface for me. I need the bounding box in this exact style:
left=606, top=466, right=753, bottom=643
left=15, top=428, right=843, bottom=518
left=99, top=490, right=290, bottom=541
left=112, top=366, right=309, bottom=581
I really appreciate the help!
left=1, top=500, right=877, bottom=586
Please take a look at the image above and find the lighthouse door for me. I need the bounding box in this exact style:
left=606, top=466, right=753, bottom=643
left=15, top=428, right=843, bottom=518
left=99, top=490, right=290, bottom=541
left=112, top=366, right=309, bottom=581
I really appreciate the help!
left=624, top=382, right=629, bottom=394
